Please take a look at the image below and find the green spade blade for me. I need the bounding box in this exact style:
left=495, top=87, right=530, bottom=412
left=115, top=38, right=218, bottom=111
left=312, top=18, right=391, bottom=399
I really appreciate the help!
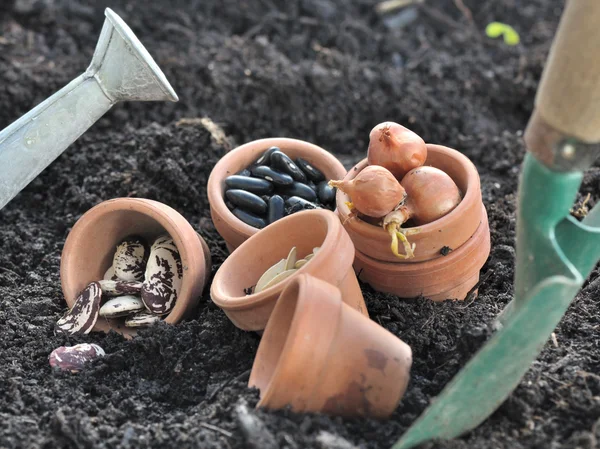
left=392, top=154, right=600, bottom=449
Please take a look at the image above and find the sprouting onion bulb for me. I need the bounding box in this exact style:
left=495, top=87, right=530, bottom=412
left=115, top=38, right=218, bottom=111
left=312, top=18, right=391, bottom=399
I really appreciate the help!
left=329, top=165, right=406, bottom=218
left=367, top=122, right=427, bottom=179
left=383, top=166, right=462, bottom=259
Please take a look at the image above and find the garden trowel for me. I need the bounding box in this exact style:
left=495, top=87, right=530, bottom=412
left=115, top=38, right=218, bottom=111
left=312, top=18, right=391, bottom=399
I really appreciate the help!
left=0, top=8, right=178, bottom=211
left=393, top=0, right=600, bottom=447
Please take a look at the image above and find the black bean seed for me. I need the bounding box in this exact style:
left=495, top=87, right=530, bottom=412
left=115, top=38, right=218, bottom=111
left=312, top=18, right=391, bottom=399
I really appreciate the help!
left=270, top=151, right=307, bottom=183
left=226, top=189, right=268, bottom=214
left=285, top=196, right=319, bottom=215
left=233, top=208, right=266, bottom=229
left=250, top=165, right=294, bottom=186
left=278, top=182, right=317, bottom=202
left=237, top=168, right=251, bottom=177
left=296, top=158, right=325, bottom=182
left=225, top=175, right=274, bottom=195
left=317, top=181, right=336, bottom=204
left=254, top=146, right=280, bottom=166
left=226, top=201, right=236, bottom=211
left=268, top=195, right=285, bottom=224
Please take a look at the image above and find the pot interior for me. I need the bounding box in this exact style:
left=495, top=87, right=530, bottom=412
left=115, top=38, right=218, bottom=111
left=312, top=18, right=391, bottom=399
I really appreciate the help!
left=215, top=212, right=330, bottom=298
left=423, top=150, right=471, bottom=195
left=64, top=209, right=177, bottom=329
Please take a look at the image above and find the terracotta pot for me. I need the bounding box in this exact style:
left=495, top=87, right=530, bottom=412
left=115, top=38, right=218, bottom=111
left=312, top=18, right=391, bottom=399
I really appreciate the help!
left=207, top=137, right=347, bottom=252
left=354, top=207, right=490, bottom=300
left=60, top=198, right=212, bottom=337
left=337, top=144, right=483, bottom=263
left=210, top=209, right=367, bottom=332
left=249, top=274, right=412, bottom=418
left=336, top=144, right=490, bottom=301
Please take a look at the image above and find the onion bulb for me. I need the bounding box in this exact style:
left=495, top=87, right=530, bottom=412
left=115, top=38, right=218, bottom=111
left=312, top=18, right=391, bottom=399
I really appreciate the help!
left=383, top=166, right=462, bottom=259
left=329, top=165, right=406, bottom=218
left=367, top=122, right=427, bottom=179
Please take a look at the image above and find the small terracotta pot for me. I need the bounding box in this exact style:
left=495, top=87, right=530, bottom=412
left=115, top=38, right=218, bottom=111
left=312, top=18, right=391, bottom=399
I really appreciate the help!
left=60, top=198, right=212, bottom=337
left=336, top=144, right=490, bottom=301
left=207, top=137, right=347, bottom=252
left=210, top=209, right=367, bottom=332
left=354, top=208, right=490, bottom=300
left=249, top=274, right=412, bottom=418
left=337, top=144, right=483, bottom=263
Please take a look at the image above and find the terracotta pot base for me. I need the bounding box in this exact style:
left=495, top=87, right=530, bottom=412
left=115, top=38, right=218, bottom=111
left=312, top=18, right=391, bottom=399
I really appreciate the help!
left=60, top=198, right=212, bottom=337
left=353, top=207, right=490, bottom=301
left=249, top=274, right=412, bottom=418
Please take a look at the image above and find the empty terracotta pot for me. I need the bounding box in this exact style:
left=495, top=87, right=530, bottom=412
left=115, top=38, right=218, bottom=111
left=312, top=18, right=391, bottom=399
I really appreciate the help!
left=207, top=137, right=347, bottom=252
left=60, top=198, right=212, bottom=337
left=210, top=209, right=367, bottom=332
left=249, top=274, right=412, bottom=418
left=336, top=144, right=490, bottom=300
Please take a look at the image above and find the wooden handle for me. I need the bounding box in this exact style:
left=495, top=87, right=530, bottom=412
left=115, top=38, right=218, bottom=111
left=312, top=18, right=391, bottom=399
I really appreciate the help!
left=535, top=0, right=600, bottom=143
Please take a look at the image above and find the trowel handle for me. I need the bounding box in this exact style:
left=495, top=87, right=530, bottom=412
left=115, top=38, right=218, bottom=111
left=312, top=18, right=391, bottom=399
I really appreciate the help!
left=533, top=0, right=600, bottom=143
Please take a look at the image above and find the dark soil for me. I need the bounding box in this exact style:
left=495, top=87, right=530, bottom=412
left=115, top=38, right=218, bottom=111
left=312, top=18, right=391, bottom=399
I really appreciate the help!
left=1, top=1, right=599, bottom=448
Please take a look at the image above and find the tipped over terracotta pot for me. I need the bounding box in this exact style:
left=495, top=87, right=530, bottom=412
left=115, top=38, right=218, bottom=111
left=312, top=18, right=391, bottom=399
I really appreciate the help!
left=249, top=274, right=412, bottom=418
left=210, top=209, right=367, bottom=332
left=207, top=137, right=347, bottom=252
left=336, top=144, right=490, bottom=300
left=60, top=198, right=212, bottom=337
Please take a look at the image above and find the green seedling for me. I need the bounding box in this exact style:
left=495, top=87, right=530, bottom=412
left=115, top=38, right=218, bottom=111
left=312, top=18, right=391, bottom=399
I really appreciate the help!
left=485, top=22, right=520, bottom=46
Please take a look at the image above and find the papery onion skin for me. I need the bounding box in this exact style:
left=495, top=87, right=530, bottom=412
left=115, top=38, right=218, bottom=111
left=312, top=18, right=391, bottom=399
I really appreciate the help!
left=400, top=166, right=462, bottom=225
left=329, top=165, right=406, bottom=218
left=367, top=122, right=427, bottom=179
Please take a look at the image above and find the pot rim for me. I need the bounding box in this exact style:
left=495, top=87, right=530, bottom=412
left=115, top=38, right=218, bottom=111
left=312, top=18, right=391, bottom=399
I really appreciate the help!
left=60, top=197, right=209, bottom=331
left=355, top=207, right=489, bottom=292
left=251, top=274, right=342, bottom=408
left=336, top=144, right=481, bottom=247
left=207, top=137, right=347, bottom=244
left=210, top=209, right=350, bottom=311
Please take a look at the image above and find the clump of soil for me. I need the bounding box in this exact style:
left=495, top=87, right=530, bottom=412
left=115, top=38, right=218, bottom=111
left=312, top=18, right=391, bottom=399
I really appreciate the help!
left=1, top=1, right=599, bottom=448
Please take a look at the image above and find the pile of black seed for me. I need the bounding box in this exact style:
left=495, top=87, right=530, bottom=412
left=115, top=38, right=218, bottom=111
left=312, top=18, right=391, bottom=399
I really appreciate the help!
left=224, top=146, right=337, bottom=228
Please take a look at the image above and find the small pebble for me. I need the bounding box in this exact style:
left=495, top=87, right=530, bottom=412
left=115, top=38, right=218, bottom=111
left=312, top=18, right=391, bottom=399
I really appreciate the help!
left=296, top=158, right=325, bottom=182
left=112, top=236, right=148, bottom=282
left=226, top=189, right=268, bottom=215
left=270, top=151, right=307, bottom=183
left=49, top=343, right=105, bottom=373
left=99, top=295, right=145, bottom=318
left=278, top=182, right=317, bottom=202
left=56, top=282, right=102, bottom=335
left=250, top=165, right=294, bottom=186
left=268, top=195, right=285, bottom=224
left=225, top=175, right=273, bottom=195
left=254, top=146, right=280, bottom=166
left=233, top=208, right=266, bottom=229
left=317, top=181, right=336, bottom=204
